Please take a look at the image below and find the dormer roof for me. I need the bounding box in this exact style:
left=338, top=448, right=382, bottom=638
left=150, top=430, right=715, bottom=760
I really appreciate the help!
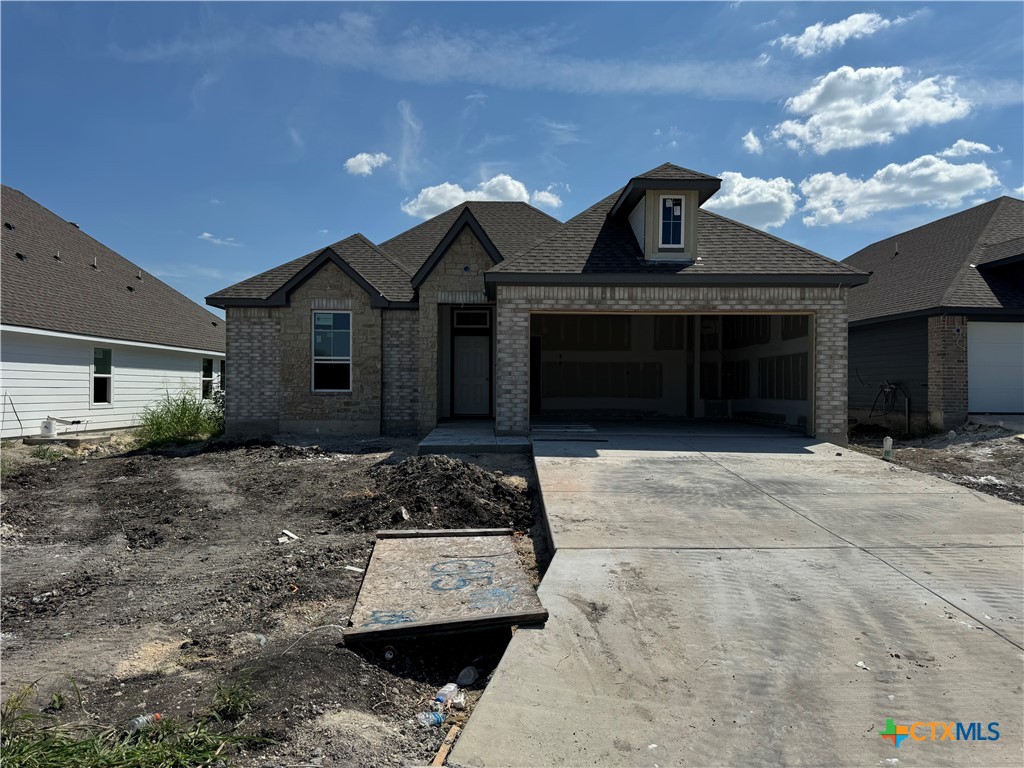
left=608, top=162, right=722, bottom=219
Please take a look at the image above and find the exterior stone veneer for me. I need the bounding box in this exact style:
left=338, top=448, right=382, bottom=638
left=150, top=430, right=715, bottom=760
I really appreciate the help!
left=494, top=284, right=851, bottom=445
left=417, top=227, right=495, bottom=433
left=382, top=309, right=419, bottom=434
left=926, top=314, right=968, bottom=429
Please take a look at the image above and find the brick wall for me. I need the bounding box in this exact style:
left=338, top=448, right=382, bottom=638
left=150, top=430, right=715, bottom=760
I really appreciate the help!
left=926, top=314, right=968, bottom=429
left=494, top=284, right=851, bottom=444
left=382, top=309, right=419, bottom=434
left=225, top=307, right=281, bottom=433
left=417, top=227, right=494, bottom=434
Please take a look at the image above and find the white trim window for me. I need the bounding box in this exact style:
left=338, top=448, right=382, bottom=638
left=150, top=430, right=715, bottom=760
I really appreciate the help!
left=312, top=311, right=352, bottom=392
left=201, top=358, right=215, bottom=399
left=92, top=347, right=112, bottom=405
left=659, top=195, right=684, bottom=249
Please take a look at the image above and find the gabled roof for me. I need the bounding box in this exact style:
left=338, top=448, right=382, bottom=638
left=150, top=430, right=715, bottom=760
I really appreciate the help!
left=1, top=185, right=225, bottom=352
left=844, top=197, right=1024, bottom=324
left=489, top=188, right=866, bottom=285
left=609, top=162, right=723, bottom=216
left=379, top=201, right=561, bottom=273
left=207, top=234, right=414, bottom=307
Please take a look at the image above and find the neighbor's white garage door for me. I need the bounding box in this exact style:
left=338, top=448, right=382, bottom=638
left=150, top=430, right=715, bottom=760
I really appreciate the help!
left=968, top=322, right=1024, bottom=413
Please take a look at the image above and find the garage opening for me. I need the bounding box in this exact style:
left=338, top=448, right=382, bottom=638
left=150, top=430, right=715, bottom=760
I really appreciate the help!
left=529, top=313, right=812, bottom=432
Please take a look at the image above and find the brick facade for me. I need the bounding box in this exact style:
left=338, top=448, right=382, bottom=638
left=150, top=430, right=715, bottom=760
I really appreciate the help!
left=382, top=309, right=419, bottom=434
left=494, top=284, right=851, bottom=444
left=926, top=314, right=968, bottom=429
left=416, top=227, right=494, bottom=433
left=225, top=307, right=281, bottom=433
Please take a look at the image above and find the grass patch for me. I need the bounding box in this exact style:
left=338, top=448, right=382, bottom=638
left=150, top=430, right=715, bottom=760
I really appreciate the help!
left=29, top=445, right=66, bottom=462
left=135, top=390, right=224, bottom=448
left=210, top=674, right=255, bottom=723
left=1, top=681, right=266, bottom=768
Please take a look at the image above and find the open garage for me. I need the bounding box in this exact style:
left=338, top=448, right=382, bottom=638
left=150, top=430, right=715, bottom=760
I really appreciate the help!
left=529, top=312, right=813, bottom=432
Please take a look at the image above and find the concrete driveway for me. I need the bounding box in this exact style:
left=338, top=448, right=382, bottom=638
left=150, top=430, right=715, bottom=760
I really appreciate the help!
left=451, top=424, right=1024, bottom=767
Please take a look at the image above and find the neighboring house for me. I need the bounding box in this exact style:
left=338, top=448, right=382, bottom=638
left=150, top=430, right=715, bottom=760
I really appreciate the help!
left=844, top=197, right=1024, bottom=432
left=1, top=186, right=226, bottom=439
left=208, top=163, right=867, bottom=445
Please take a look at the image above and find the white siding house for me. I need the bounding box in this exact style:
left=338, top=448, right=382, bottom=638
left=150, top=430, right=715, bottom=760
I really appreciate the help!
left=1, top=185, right=226, bottom=439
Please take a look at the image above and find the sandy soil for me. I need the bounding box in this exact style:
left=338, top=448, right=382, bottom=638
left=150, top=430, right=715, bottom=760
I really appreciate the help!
left=849, top=422, right=1024, bottom=505
left=0, top=436, right=549, bottom=767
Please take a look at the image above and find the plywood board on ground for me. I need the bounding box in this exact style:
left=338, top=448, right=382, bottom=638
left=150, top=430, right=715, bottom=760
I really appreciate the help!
left=343, top=529, right=547, bottom=642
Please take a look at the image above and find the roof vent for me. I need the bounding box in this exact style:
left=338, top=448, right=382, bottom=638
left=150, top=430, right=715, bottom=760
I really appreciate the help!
left=15, top=252, right=27, bottom=261
left=892, top=240, right=899, bottom=259
left=54, top=251, right=61, bottom=261
left=69, top=221, right=80, bottom=229
left=211, top=321, right=218, bottom=326
left=3, top=222, right=13, bottom=230
left=137, top=270, right=143, bottom=280
left=126, top=285, right=135, bottom=292
left=91, top=257, right=98, bottom=269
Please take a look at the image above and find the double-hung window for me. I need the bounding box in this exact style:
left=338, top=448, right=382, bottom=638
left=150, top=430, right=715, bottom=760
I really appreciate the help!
left=201, top=358, right=214, bottom=399
left=312, top=311, right=352, bottom=391
left=660, top=195, right=684, bottom=249
left=93, top=348, right=112, bottom=405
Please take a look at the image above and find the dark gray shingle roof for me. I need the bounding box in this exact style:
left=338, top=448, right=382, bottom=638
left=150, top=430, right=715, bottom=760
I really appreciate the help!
left=207, top=234, right=415, bottom=304
left=1, top=185, right=225, bottom=352
left=633, top=162, right=721, bottom=181
left=844, top=197, right=1024, bottom=323
left=379, top=201, right=561, bottom=273
left=490, top=189, right=863, bottom=278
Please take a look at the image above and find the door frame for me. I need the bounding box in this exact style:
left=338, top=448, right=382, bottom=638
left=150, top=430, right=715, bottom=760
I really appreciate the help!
left=449, top=306, right=494, bottom=418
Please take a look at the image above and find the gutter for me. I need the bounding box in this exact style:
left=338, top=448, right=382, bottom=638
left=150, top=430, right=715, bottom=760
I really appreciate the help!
left=484, top=272, right=869, bottom=288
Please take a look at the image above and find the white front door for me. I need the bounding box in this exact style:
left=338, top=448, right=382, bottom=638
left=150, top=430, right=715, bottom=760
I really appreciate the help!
left=453, top=335, right=490, bottom=415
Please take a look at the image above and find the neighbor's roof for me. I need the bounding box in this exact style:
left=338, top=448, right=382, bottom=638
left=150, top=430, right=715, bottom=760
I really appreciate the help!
left=1, top=185, right=226, bottom=352
left=490, top=188, right=865, bottom=281
left=208, top=201, right=561, bottom=306
left=844, top=196, right=1024, bottom=324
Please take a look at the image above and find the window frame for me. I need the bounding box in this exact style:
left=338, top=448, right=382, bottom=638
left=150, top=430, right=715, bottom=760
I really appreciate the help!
left=310, top=310, right=353, bottom=393
left=658, top=194, right=685, bottom=250
left=201, top=358, right=215, bottom=400
left=91, top=347, right=113, bottom=408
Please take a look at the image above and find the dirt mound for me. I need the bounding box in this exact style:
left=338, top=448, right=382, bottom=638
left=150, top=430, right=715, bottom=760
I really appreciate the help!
left=337, top=454, right=534, bottom=532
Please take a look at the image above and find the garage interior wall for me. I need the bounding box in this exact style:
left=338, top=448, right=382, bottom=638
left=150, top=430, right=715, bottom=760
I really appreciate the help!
left=530, top=313, right=810, bottom=429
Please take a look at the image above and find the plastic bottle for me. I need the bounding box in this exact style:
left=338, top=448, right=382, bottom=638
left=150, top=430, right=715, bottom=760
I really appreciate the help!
left=882, top=436, right=893, bottom=460
left=415, top=711, right=445, bottom=727
left=434, top=683, right=459, bottom=705
left=127, top=713, right=162, bottom=732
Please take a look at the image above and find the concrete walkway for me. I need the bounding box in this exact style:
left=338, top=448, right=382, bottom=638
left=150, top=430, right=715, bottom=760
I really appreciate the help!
left=451, top=424, right=1024, bottom=767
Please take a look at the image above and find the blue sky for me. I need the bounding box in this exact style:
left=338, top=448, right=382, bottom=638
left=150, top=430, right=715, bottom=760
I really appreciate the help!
left=3, top=2, right=1022, bottom=313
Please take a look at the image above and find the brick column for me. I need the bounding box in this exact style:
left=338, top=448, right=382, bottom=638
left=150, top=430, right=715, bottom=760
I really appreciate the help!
left=927, top=315, right=968, bottom=429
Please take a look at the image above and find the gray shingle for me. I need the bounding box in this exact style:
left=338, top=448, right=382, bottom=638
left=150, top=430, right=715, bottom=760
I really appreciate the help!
left=2, top=186, right=225, bottom=352
left=491, top=189, right=862, bottom=277
left=844, top=197, right=1024, bottom=323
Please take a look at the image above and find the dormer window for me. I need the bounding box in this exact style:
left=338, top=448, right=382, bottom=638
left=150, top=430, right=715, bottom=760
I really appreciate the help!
left=660, top=196, right=684, bottom=249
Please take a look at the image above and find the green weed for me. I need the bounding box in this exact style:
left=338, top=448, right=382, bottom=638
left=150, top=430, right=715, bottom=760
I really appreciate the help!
left=135, top=389, right=224, bottom=448
left=210, top=674, right=255, bottom=722
left=28, top=446, right=65, bottom=462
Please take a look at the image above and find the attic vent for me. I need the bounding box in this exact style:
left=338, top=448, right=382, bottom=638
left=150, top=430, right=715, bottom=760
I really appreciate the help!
left=126, top=285, right=135, bottom=292
left=137, top=270, right=143, bottom=280
left=91, top=257, right=98, bottom=269
left=211, top=321, right=218, bottom=326
left=54, top=252, right=61, bottom=261
left=15, top=252, right=27, bottom=261
left=69, top=221, right=80, bottom=229
left=3, top=222, right=13, bottom=230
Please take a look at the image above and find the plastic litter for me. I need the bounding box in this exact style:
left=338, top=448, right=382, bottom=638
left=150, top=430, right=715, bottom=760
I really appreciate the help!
left=450, top=690, right=467, bottom=710
left=126, top=713, right=161, bottom=732
left=882, top=436, right=893, bottom=461
left=416, top=711, right=445, bottom=727
left=434, top=683, right=459, bottom=705
left=456, top=666, right=479, bottom=686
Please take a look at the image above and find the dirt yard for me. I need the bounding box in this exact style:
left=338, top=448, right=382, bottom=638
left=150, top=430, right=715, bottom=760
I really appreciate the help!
left=0, top=436, right=549, bottom=766
left=849, top=422, right=1024, bottom=505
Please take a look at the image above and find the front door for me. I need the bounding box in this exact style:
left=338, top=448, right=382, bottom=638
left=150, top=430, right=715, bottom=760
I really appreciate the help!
left=451, top=309, right=492, bottom=416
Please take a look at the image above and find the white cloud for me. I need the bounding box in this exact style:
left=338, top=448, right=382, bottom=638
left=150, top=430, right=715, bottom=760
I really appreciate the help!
left=776, top=12, right=915, bottom=57
left=344, top=151, right=392, bottom=176
left=539, top=118, right=582, bottom=146
left=319, top=229, right=329, bottom=234
left=742, top=130, right=763, bottom=154
left=397, top=100, right=423, bottom=186
left=1014, top=185, right=1024, bottom=197
left=770, top=66, right=972, bottom=154
left=704, top=172, right=799, bottom=229
left=938, top=139, right=1000, bottom=158
left=209, top=198, right=222, bottom=205
left=288, top=126, right=304, bottom=150
left=198, top=232, right=242, bottom=246
left=755, top=53, right=771, bottom=66
left=799, top=155, right=1001, bottom=226
left=400, top=174, right=561, bottom=219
